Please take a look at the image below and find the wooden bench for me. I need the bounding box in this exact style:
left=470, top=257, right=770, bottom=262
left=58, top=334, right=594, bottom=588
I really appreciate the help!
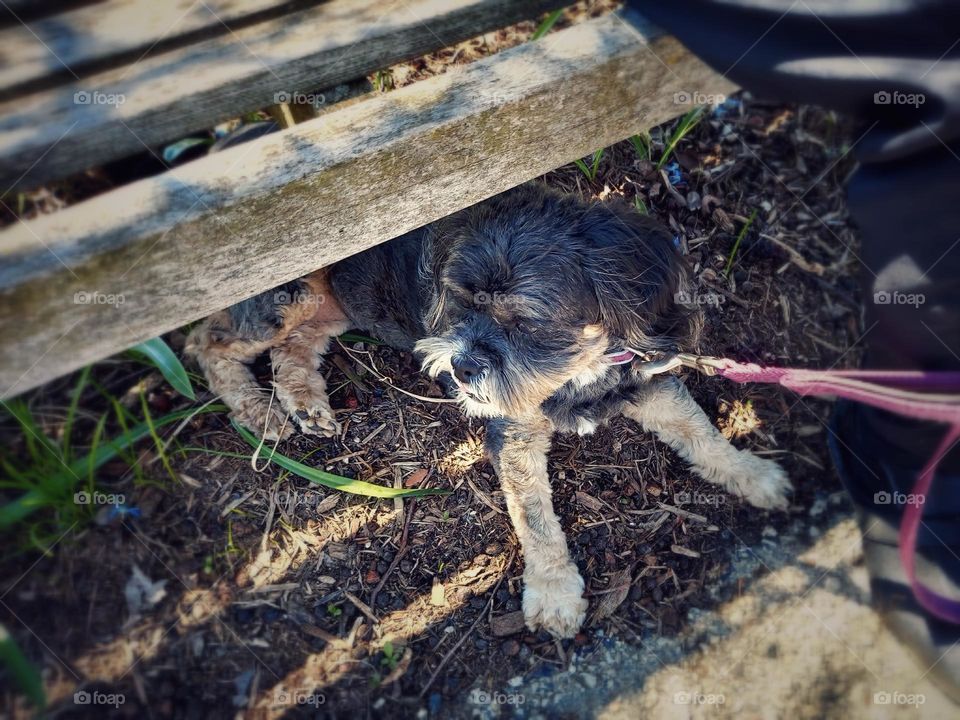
left=0, top=0, right=733, bottom=398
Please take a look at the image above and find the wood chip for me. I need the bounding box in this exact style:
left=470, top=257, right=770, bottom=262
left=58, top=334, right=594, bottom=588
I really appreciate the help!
left=575, top=491, right=604, bottom=512
left=404, top=468, right=429, bottom=488
left=429, top=578, right=446, bottom=607
left=590, top=568, right=632, bottom=624
left=671, top=544, right=701, bottom=558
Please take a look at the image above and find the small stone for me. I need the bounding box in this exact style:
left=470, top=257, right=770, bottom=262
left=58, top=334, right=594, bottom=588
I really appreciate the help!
left=502, top=639, right=521, bottom=656
left=581, top=673, right=597, bottom=689
left=491, top=611, right=526, bottom=637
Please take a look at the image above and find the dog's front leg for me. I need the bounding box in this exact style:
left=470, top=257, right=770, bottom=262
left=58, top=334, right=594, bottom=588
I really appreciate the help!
left=623, top=376, right=791, bottom=509
left=485, top=414, right=587, bottom=638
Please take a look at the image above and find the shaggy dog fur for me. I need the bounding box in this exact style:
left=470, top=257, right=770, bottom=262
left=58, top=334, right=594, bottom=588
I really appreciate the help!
left=187, top=182, right=790, bottom=637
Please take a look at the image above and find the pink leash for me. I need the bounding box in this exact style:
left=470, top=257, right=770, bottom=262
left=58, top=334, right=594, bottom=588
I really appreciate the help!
left=610, top=349, right=960, bottom=623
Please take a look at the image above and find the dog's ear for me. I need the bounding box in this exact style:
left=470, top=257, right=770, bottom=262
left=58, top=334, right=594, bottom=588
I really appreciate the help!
left=576, top=202, right=702, bottom=351
left=419, top=221, right=457, bottom=334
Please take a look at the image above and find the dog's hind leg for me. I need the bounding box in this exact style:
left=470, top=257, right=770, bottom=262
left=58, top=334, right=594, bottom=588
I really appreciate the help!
left=485, top=414, right=588, bottom=638
left=271, top=318, right=350, bottom=437
left=185, top=314, right=291, bottom=441
left=622, top=376, right=791, bottom=509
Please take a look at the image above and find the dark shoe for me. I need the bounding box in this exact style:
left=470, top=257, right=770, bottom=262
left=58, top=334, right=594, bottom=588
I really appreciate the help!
left=830, top=400, right=960, bottom=703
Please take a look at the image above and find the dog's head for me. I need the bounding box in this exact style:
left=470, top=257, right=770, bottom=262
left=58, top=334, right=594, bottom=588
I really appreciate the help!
left=414, top=184, right=700, bottom=418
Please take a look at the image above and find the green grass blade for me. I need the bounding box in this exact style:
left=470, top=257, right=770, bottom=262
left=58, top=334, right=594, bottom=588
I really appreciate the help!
left=573, top=158, right=590, bottom=178
left=62, top=365, right=92, bottom=460
left=0, top=405, right=226, bottom=529
left=2, top=400, right=60, bottom=464
left=232, top=421, right=448, bottom=499
left=531, top=8, right=562, bottom=40
left=0, top=623, right=45, bottom=709
left=629, top=133, right=650, bottom=160
left=129, top=337, right=195, bottom=400
left=657, top=106, right=707, bottom=170
left=633, top=196, right=648, bottom=215
left=724, top=209, right=758, bottom=277
left=339, top=333, right=384, bottom=346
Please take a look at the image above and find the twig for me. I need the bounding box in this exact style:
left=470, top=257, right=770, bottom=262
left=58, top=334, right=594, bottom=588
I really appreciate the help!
left=418, top=561, right=510, bottom=698
left=336, top=340, right=456, bottom=404
left=369, top=499, right=417, bottom=609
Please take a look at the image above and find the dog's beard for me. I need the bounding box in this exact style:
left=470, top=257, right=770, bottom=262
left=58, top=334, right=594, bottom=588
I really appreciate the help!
left=415, top=332, right=610, bottom=419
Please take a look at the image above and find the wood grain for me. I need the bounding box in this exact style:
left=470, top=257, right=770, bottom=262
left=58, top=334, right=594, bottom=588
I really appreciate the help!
left=0, top=0, right=326, bottom=99
left=0, top=0, right=566, bottom=190
left=0, top=13, right=736, bottom=398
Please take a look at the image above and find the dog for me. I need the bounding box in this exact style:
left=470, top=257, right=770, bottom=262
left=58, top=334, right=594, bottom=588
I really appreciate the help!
left=186, top=182, right=790, bottom=638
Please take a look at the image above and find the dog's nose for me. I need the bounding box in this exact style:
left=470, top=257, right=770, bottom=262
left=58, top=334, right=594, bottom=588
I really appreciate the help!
left=452, top=356, right=482, bottom=384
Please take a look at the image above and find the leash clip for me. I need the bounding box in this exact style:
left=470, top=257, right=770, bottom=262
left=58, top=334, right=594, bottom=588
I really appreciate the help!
left=674, top=353, right=727, bottom=377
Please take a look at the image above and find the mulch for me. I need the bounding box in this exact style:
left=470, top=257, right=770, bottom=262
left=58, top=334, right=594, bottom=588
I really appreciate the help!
left=0, top=3, right=864, bottom=718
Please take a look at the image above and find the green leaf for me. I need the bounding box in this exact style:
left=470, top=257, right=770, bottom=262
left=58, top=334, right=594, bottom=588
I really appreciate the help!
left=0, top=623, right=45, bottom=709
left=531, top=8, right=563, bottom=40
left=724, top=209, right=758, bottom=277
left=129, top=337, right=195, bottom=400
left=339, top=333, right=384, bottom=346
left=232, top=421, right=448, bottom=499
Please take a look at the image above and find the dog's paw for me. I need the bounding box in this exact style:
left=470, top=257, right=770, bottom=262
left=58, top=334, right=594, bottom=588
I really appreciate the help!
left=232, top=400, right=292, bottom=442
left=522, top=561, right=588, bottom=639
left=728, top=452, right=791, bottom=510
left=291, top=403, right=340, bottom=438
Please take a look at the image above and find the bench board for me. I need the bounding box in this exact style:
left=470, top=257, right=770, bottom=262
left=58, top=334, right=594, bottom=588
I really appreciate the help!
left=0, top=13, right=735, bottom=398
left=0, top=0, right=566, bottom=190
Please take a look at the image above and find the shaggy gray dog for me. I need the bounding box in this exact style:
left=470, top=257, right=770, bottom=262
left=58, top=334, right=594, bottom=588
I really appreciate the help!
left=187, top=182, right=790, bottom=637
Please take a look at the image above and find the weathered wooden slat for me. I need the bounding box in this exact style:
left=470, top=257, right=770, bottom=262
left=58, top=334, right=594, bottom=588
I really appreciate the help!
left=0, top=0, right=566, bottom=190
left=0, top=12, right=736, bottom=398
left=0, top=0, right=326, bottom=99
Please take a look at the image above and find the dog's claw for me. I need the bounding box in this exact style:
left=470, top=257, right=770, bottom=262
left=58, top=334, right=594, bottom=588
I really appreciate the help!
left=290, top=404, right=340, bottom=438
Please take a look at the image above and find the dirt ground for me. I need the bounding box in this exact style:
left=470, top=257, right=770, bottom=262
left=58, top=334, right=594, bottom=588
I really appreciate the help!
left=4, top=3, right=937, bottom=719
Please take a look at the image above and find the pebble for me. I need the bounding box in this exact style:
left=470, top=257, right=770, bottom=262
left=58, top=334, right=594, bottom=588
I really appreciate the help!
left=581, top=673, right=597, bottom=689
left=502, top=640, right=521, bottom=656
